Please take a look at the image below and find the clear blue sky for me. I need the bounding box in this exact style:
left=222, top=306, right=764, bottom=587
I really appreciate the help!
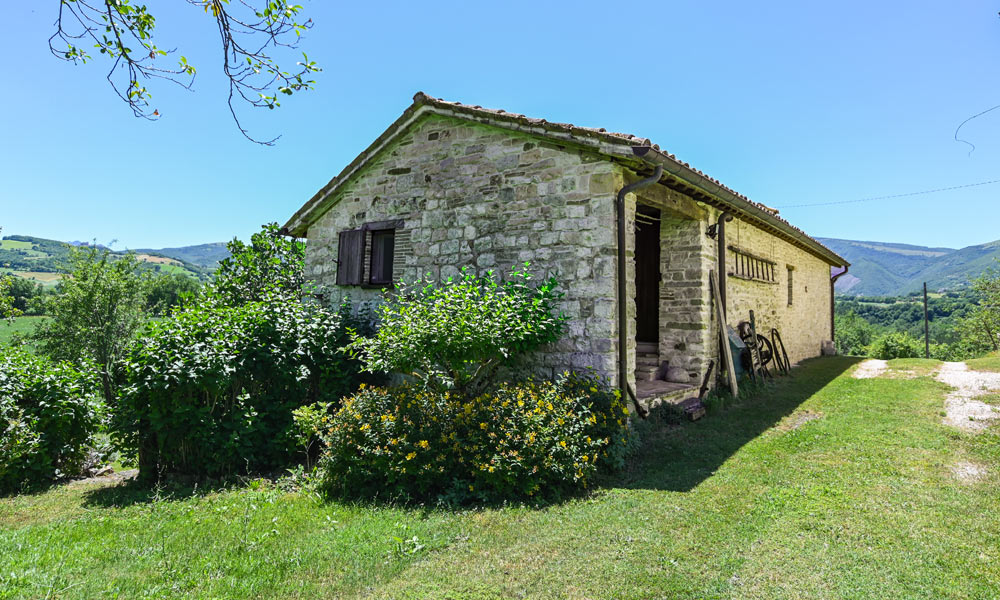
left=2, top=1, right=999, bottom=250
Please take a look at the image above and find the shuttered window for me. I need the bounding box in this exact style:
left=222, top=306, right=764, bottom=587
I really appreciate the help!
left=336, top=229, right=365, bottom=285
left=787, top=266, right=794, bottom=306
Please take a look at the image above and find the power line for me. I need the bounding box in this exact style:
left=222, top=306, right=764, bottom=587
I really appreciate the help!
left=776, top=178, right=1000, bottom=209
left=954, top=102, right=1000, bottom=155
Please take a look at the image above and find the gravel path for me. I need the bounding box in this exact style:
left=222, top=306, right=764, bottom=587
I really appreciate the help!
left=935, top=362, right=1000, bottom=432
left=852, top=359, right=888, bottom=379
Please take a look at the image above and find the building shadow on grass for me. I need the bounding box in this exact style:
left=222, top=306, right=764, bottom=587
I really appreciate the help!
left=80, top=357, right=860, bottom=510
left=81, top=473, right=266, bottom=509
left=610, top=356, right=861, bottom=493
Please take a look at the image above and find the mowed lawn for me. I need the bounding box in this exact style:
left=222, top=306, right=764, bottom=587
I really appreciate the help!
left=2, top=356, right=998, bottom=599
left=967, top=352, right=1000, bottom=373
left=0, top=315, right=49, bottom=347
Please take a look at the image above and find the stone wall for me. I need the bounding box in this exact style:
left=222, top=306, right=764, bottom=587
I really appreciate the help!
left=303, top=111, right=625, bottom=382
left=631, top=182, right=716, bottom=388
left=708, top=209, right=834, bottom=366
left=300, top=109, right=837, bottom=392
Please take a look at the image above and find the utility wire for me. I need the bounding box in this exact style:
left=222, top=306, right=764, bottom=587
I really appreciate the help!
left=776, top=178, right=1000, bottom=209
left=954, top=102, right=1000, bottom=155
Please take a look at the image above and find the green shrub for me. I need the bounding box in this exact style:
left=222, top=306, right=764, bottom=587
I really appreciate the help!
left=834, top=311, right=876, bottom=356
left=115, top=295, right=360, bottom=479
left=0, top=347, right=103, bottom=493
left=210, top=222, right=306, bottom=307
left=866, top=331, right=923, bottom=360
left=345, top=266, right=565, bottom=396
left=316, top=373, right=630, bottom=503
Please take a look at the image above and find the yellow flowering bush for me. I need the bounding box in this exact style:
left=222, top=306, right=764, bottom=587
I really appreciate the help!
left=316, top=373, right=630, bottom=503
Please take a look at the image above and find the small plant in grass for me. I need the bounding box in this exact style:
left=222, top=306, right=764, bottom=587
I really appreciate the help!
left=291, top=401, right=333, bottom=471
left=316, top=373, right=630, bottom=503
left=344, top=265, right=566, bottom=396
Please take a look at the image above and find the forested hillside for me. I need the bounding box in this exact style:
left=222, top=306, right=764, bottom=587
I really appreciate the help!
left=820, top=237, right=1000, bottom=296
left=1, top=234, right=220, bottom=285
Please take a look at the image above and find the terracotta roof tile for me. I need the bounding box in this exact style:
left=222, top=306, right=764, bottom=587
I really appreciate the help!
left=412, top=92, right=844, bottom=266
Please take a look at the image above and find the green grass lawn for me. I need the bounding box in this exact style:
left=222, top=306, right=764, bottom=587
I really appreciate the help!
left=967, top=352, right=1000, bottom=373
left=2, top=356, right=998, bottom=599
left=0, top=315, right=49, bottom=347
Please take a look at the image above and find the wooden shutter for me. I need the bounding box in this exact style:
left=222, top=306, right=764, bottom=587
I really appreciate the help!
left=336, top=229, right=365, bottom=285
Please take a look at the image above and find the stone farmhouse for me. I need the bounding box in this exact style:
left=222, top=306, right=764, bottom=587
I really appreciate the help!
left=283, top=93, right=849, bottom=409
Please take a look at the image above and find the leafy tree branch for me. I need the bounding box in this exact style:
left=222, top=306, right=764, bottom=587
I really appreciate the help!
left=49, top=0, right=320, bottom=144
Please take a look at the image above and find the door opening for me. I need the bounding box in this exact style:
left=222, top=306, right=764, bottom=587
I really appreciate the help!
left=635, top=205, right=661, bottom=348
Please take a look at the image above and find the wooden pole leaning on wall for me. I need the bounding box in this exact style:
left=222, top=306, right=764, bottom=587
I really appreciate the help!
left=711, top=270, right=739, bottom=398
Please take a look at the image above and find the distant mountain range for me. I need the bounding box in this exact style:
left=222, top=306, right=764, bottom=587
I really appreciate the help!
left=819, top=237, right=1000, bottom=296
left=130, top=242, right=231, bottom=269
left=1, top=234, right=231, bottom=286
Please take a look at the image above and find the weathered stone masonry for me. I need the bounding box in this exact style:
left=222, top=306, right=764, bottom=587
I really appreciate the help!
left=288, top=94, right=848, bottom=405
left=303, top=114, right=625, bottom=381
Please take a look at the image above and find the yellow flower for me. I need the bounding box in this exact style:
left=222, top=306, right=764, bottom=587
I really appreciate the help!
left=559, top=440, right=567, bottom=448
left=469, top=485, right=474, bottom=491
left=557, top=418, right=565, bottom=425
left=358, top=383, right=366, bottom=390
left=406, top=452, right=416, bottom=460
left=417, top=439, right=430, bottom=449
left=546, top=402, right=554, bottom=411
left=517, top=400, right=525, bottom=407
left=582, top=455, right=589, bottom=462
left=488, top=466, right=495, bottom=473
left=480, top=422, right=488, bottom=430
left=359, top=423, right=370, bottom=431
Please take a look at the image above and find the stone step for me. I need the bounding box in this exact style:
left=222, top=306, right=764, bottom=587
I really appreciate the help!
left=677, top=397, right=706, bottom=421
left=636, top=354, right=660, bottom=366
left=635, top=368, right=659, bottom=382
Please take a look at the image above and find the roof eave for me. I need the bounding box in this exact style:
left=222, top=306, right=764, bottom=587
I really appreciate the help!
left=629, top=147, right=849, bottom=267
left=283, top=93, right=849, bottom=268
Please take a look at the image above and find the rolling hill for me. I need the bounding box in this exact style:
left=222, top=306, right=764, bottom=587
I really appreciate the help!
left=131, top=242, right=230, bottom=269
left=819, top=237, right=1000, bottom=296
left=1, top=235, right=229, bottom=285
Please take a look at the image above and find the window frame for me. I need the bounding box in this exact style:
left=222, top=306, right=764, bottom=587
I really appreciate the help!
left=362, top=219, right=403, bottom=288
left=367, top=228, right=396, bottom=286
left=787, top=265, right=795, bottom=306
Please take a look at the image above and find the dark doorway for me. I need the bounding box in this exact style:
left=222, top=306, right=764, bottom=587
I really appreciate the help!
left=635, top=205, right=661, bottom=345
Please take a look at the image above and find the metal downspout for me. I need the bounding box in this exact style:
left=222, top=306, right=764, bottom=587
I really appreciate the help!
left=830, top=266, right=849, bottom=344
left=616, top=165, right=663, bottom=419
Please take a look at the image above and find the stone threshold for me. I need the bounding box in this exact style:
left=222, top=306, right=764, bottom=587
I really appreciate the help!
left=635, top=380, right=705, bottom=420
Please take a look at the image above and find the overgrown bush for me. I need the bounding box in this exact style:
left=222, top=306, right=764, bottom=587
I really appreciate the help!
left=345, top=266, right=565, bottom=396
left=835, top=311, right=876, bottom=356
left=866, top=331, right=923, bottom=360
left=210, top=222, right=306, bottom=307
left=0, top=347, right=103, bottom=493
left=316, top=373, right=630, bottom=503
left=114, top=295, right=360, bottom=479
